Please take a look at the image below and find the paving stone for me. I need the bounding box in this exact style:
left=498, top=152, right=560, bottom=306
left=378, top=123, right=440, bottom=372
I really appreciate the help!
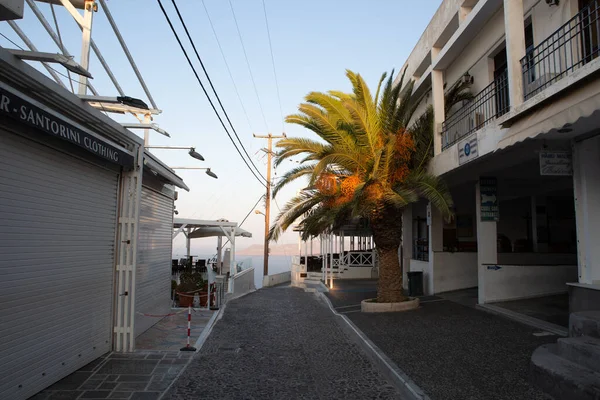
left=163, top=287, right=400, bottom=399
left=47, top=391, right=85, bottom=400
left=130, top=392, right=161, bottom=400
left=28, top=392, right=51, bottom=400
left=45, top=372, right=93, bottom=391
left=80, top=390, right=111, bottom=399
left=115, top=382, right=148, bottom=391
left=78, top=358, right=106, bottom=372
left=98, top=382, right=119, bottom=391
left=105, top=375, right=120, bottom=382
left=116, top=375, right=153, bottom=382
left=108, top=392, right=133, bottom=399
left=144, top=354, right=164, bottom=360
left=97, top=360, right=158, bottom=375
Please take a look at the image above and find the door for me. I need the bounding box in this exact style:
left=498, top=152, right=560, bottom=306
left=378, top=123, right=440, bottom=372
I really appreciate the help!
left=580, top=0, right=600, bottom=64
left=135, top=186, right=174, bottom=337
left=0, top=131, right=119, bottom=400
left=493, top=48, right=509, bottom=117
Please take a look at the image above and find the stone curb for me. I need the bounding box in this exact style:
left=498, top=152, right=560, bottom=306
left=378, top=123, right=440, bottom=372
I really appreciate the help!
left=158, top=305, right=225, bottom=400
left=477, top=304, right=568, bottom=337
left=317, top=292, right=431, bottom=400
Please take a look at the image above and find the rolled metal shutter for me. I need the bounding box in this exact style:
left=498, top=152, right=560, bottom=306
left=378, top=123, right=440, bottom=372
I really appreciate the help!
left=0, top=131, right=118, bottom=400
left=135, top=186, right=173, bottom=337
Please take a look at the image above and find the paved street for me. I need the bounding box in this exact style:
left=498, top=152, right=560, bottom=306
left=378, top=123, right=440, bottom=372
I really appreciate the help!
left=327, top=280, right=558, bottom=400
left=164, top=286, right=402, bottom=400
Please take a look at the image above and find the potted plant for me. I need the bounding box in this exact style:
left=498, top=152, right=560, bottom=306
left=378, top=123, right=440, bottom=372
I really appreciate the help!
left=176, top=268, right=205, bottom=308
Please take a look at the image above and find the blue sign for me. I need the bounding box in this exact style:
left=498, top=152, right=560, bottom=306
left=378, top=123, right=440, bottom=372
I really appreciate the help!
left=487, top=265, right=502, bottom=271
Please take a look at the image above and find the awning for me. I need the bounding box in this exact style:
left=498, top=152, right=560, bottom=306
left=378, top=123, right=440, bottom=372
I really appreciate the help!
left=144, top=151, right=189, bottom=191
left=173, top=218, right=252, bottom=239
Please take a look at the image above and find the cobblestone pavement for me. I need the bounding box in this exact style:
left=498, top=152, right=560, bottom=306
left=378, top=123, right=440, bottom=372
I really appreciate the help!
left=325, top=281, right=557, bottom=400
left=164, top=286, right=402, bottom=400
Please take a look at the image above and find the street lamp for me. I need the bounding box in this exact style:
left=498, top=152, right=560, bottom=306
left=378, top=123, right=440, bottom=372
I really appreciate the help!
left=255, top=210, right=265, bottom=216
left=170, top=167, right=218, bottom=179
left=121, top=123, right=170, bottom=138
left=146, top=146, right=205, bottom=161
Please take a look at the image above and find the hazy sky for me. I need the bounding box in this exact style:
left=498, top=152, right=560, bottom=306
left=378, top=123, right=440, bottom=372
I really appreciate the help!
left=2, top=0, right=442, bottom=255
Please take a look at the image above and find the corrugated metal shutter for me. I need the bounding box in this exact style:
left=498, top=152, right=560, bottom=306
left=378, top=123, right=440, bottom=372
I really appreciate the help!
left=135, top=186, right=173, bottom=337
left=0, top=131, right=118, bottom=400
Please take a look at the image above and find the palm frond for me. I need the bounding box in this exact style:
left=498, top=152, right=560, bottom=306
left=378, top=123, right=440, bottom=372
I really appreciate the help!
left=272, top=163, right=317, bottom=197
left=407, top=171, right=454, bottom=220
left=274, top=138, right=332, bottom=167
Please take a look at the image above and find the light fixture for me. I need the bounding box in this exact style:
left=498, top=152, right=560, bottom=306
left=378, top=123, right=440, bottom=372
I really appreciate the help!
left=188, top=148, right=205, bottom=161
left=545, top=0, right=559, bottom=6
left=9, top=50, right=92, bottom=78
left=557, top=123, right=573, bottom=133
left=255, top=209, right=265, bottom=216
left=170, top=166, right=218, bottom=179
left=146, top=146, right=204, bottom=161
left=121, top=123, right=170, bottom=138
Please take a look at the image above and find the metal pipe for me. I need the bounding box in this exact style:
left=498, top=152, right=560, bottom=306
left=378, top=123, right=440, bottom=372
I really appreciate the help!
left=98, top=0, right=157, bottom=109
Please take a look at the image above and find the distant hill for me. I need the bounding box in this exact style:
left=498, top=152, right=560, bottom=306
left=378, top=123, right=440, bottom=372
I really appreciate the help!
left=237, top=243, right=303, bottom=256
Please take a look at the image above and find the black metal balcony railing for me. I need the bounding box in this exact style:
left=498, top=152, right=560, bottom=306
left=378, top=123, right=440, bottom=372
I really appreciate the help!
left=441, top=69, right=509, bottom=150
left=521, top=0, right=600, bottom=100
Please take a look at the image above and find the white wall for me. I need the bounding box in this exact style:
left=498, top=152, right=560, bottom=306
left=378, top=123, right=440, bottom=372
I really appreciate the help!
left=409, top=259, right=433, bottom=295
left=339, top=267, right=375, bottom=280
left=263, top=271, right=291, bottom=287
left=482, top=264, right=578, bottom=302
left=433, top=252, right=478, bottom=293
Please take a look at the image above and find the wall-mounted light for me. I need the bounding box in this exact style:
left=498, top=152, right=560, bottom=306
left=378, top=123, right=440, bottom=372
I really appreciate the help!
left=545, top=0, right=559, bottom=6
left=146, top=146, right=204, bottom=161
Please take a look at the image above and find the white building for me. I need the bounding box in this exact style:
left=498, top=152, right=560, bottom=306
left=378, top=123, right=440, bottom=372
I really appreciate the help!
left=397, top=0, right=600, bottom=312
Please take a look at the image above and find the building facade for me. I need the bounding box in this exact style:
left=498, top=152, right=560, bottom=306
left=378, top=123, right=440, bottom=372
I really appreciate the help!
left=0, top=46, right=187, bottom=399
left=399, top=0, right=600, bottom=311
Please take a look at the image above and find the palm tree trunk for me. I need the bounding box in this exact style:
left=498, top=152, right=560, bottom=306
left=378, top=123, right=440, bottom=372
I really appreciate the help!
left=370, top=205, right=406, bottom=303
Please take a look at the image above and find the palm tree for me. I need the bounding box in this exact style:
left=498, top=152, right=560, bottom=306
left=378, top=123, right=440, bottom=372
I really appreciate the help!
left=269, top=69, right=454, bottom=303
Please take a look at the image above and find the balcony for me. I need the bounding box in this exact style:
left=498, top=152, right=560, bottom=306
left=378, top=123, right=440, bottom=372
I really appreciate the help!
left=521, top=0, right=600, bottom=100
left=441, top=70, right=509, bottom=150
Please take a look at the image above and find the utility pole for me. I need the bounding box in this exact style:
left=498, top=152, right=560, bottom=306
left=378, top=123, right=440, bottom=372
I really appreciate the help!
left=254, top=133, right=286, bottom=277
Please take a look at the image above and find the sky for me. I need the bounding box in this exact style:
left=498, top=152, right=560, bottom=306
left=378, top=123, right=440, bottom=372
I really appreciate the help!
left=1, top=0, right=442, bottom=255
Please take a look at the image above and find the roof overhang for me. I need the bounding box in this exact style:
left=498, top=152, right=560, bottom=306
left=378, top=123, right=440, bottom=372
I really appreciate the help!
left=144, top=151, right=189, bottom=191
left=0, top=47, right=143, bottom=151
left=173, top=218, right=252, bottom=239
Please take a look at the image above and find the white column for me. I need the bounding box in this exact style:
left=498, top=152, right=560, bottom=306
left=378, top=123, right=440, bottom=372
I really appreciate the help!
left=431, top=59, right=445, bottom=156
left=573, top=137, right=600, bottom=284
left=230, top=227, right=236, bottom=276
left=321, top=235, right=326, bottom=281
left=186, top=228, right=191, bottom=260
left=476, top=181, right=498, bottom=304
left=329, top=234, right=334, bottom=288
left=428, top=203, right=443, bottom=295
left=78, top=1, right=94, bottom=95
left=503, top=0, right=526, bottom=109
left=217, top=235, right=223, bottom=274
left=310, top=238, right=313, bottom=256
left=531, top=197, right=538, bottom=253
left=402, top=206, right=414, bottom=291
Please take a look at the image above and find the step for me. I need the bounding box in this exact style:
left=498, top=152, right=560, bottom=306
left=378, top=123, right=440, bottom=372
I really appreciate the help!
left=531, top=344, right=600, bottom=400
left=557, top=336, right=600, bottom=372
left=570, top=311, right=600, bottom=339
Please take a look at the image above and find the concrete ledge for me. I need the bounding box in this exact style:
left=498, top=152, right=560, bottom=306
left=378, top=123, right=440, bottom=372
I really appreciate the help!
left=477, top=304, right=568, bottom=337
left=318, top=292, right=430, bottom=400
left=262, top=271, right=291, bottom=287
left=361, top=297, right=420, bottom=313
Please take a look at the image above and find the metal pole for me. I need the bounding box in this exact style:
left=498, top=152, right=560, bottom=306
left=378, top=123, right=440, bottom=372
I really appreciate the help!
left=186, top=228, right=191, bottom=261
left=329, top=234, right=333, bottom=288
left=98, top=0, right=158, bottom=109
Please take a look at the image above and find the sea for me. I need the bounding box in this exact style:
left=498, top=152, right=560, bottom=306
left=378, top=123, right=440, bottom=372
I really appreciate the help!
left=174, top=254, right=292, bottom=289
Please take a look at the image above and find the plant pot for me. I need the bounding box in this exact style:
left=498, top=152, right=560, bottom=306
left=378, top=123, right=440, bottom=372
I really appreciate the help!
left=177, top=292, right=195, bottom=308
left=360, top=297, right=420, bottom=313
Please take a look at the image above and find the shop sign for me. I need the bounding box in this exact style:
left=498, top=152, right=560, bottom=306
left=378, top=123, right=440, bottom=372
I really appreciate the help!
left=539, top=151, right=572, bottom=176
left=458, top=135, right=478, bottom=165
left=480, top=176, right=499, bottom=222
left=0, top=87, right=134, bottom=167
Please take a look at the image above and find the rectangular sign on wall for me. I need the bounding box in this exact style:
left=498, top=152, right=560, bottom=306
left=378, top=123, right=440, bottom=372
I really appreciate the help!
left=480, top=176, right=499, bottom=222
left=539, top=151, right=572, bottom=176
left=458, top=135, right=478, bottom=165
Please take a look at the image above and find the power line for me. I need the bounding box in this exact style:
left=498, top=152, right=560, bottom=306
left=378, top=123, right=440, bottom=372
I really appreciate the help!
left=228, top=0, right=270, bottom=132
left=170, top=0, right=267, bottom=183
left=201, top=0, right=254, bottom=133
left=156, top=0, right=266, bottom=188
left=261, top=0, right=285, bottom=132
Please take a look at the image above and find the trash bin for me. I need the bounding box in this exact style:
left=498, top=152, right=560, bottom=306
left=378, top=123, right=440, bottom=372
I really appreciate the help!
left=407, top=271, right=424, bottom=297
